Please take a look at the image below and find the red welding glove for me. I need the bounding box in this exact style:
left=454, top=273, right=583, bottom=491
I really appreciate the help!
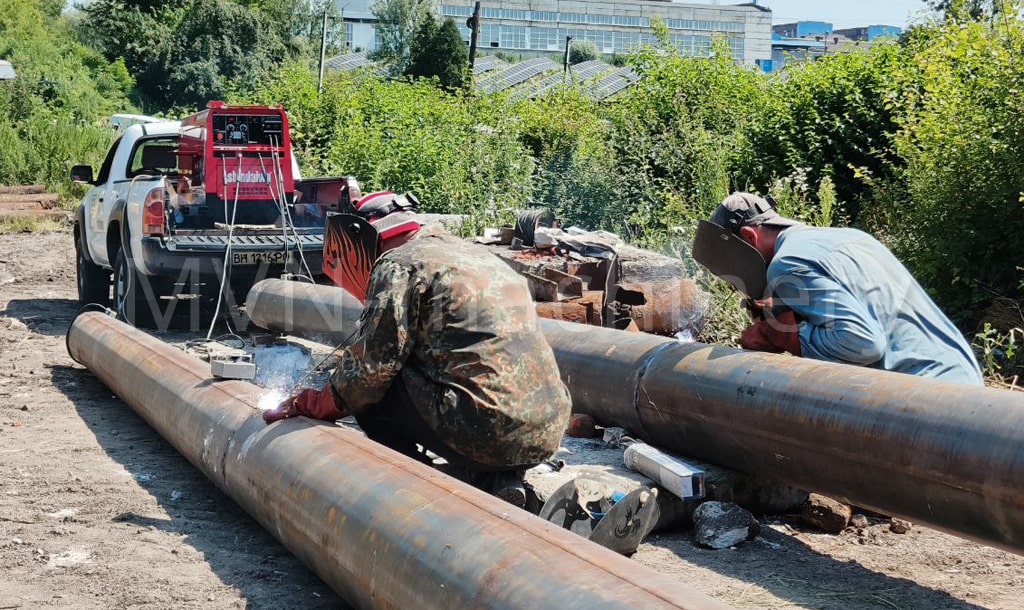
left=262, top=382, right=349, bottom=424
left=740, top=309, right=802, bottom=356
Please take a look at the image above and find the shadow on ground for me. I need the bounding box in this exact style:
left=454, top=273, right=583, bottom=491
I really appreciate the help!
left=1, top=297, right=79, bottom=336
left=51, top=364, right=349, bottom=610
left=645, top=520, right=985, bottom=610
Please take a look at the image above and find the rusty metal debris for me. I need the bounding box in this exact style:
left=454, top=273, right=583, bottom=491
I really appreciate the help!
left=484, top=242, right=707, bottom=337
left=246, top=279, right=1024, bottom=556
left=66, top=311, right=731, bottom=609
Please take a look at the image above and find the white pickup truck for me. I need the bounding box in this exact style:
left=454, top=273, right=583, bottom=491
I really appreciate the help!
left=72, top=113, right=358, bottom=328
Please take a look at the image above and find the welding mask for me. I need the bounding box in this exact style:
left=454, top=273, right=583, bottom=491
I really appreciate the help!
left=322, top=191, right=421, bottom=302
left=692, top=219, right=769, bottom=300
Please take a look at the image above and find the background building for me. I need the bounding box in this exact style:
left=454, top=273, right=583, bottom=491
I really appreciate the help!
left=767, top=20, right=901, bottom=72
left=339, top=0, right=773, bottom=65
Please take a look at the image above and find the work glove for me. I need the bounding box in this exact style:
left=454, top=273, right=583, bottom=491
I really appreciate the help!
left=262, top=382, right=349, bottom=424
left=740, top=309, right=802, bottom=356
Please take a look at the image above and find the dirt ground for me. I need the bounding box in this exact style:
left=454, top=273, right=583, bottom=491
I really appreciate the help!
left=1, top=229, right=1022, bottom=610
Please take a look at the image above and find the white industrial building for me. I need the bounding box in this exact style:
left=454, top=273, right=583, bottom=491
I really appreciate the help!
left=338, top=0, right=772, bottom=66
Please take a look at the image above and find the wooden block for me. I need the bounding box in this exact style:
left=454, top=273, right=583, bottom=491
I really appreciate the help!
left=0, top=193, right=59, bottom=206
left=0, top=200, right=43, bottom=211
left=0, top=184, right=46, bottom=195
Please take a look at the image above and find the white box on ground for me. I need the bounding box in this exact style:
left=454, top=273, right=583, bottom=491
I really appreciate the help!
left=623, top=442, right=706, bottom=500
left=211, top=355, right=257, bottom=381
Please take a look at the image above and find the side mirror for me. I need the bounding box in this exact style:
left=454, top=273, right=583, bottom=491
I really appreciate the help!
left=70, top=165, right=94, bottom=185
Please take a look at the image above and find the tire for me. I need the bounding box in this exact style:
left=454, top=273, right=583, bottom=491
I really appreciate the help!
left=113, top=247, right=157, bottom=328
left=75, top=229, right=111, bottom=307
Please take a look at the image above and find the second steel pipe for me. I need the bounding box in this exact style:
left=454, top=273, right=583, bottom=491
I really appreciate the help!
left=246, top=279, right=1024, bottom=555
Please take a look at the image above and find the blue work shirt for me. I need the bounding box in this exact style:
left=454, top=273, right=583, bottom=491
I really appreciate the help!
left=768, top=225, right=983, bottom=385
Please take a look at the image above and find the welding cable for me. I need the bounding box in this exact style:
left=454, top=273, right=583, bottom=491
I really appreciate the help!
left=514, top=208, right=556, bottom=247
left=258, top=150, right=314, bottom=282
left=267, top=137, right=314, bottom=280
left=206, top=153, right=243, bottom=341
left=257, top=152, right=292, bottom=276
left=269, top=136, right=314, bottom=279
left=284, top=324, right=362, bottom=396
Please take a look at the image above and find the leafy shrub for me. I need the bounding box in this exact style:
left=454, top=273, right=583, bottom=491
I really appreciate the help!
left=0, top=0, right=126, bottom=196
left=569, top=41, right=599, bottom=65
left=739, top=43, right=904, bottom=222
left=240, top=67, right=534, bottom=229
left=607, top=38, right=765, bottom=239
left=885, top=17, right=1024, bottom=321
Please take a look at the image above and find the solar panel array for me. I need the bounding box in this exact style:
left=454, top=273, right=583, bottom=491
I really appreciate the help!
left=324, top=52, right=373, bottom=72
left=508, top=60, right=612, bottom=101
left=323, top=53, right=639, bottom=100
left=476, top=57, right=560, bottom=93
left=588, top=67, right=640, bottom=100
left=473, top=55, right=508, bottom=75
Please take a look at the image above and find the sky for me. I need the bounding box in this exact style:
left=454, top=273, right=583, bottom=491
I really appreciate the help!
left=746, top=0, right=933, bottom=29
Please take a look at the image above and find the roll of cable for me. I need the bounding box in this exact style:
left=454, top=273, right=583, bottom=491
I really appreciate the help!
left=514, top=208, right=556, bottom=247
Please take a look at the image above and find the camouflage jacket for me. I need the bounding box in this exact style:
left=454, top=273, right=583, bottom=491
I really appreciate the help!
left=329, top=223, right=572, bottom=468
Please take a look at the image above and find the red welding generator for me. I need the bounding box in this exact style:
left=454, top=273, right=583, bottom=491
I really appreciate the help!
left=177, top=101, right=295, bottom=226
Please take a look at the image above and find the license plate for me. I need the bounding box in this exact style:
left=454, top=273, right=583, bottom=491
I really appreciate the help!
left=232, top=251, right=293, bottom=265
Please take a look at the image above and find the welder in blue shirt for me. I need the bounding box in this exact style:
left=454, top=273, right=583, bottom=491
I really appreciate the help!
left=693, top=192, right=983, bottom=385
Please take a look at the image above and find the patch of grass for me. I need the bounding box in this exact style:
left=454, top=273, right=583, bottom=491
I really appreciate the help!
left=0, top=216, right=69, bottom=234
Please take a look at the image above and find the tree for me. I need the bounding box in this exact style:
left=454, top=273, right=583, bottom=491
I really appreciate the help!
left=80, top=0, right=290, bottom=110
left=405, top=16, right=467, bottom=90
left=926, top=0, right=1003, bottom=20
left=160, top=0, right=286, bottom=108
left=241, top=0, right=347, bottom=61
left=370, top=0, right=432, bottom=71
left=569, top=40, right=599, bottom=65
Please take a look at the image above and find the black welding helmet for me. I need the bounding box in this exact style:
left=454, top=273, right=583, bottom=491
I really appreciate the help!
left=692, top=220, right=769, bottom=300
left=692, top=193, right=798, bottom=300
left=322, top=191, right=421, bottom=302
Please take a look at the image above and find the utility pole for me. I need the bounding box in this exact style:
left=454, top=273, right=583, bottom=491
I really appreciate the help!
left=563, top=35, right=572, bottom=74
left=467, top=1, right=481, bottom=79
left=317, top=6, right=329, bottom=93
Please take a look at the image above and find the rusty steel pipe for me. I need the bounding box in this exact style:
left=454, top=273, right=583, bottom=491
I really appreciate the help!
left=66, top=312, right=728, bottom=610
left=245, top=279, right=1024, bottom=555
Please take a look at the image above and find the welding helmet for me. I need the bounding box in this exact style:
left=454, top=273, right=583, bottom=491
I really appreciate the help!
left=323, top=191, right=421, bottom=302
left=691, top=193, right=796, bottom=300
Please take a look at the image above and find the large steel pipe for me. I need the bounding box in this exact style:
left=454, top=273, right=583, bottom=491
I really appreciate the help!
left=67, top=312, right=728, bottom=610
left=245, top=279, right=1024, bottom=555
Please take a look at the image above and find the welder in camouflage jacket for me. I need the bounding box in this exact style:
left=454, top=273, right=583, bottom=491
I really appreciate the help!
left=263, top=191, right=572, bottom=505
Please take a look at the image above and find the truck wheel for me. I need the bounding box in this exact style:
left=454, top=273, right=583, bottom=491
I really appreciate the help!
left=75, top=230, right=111, bottom=307
left=113, top=248, right=156, bottom=328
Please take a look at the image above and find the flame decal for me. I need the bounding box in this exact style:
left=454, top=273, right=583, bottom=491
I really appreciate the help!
left=324, top=214, right=377, bottom=303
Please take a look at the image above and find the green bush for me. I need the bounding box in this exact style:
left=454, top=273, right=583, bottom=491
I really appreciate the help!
left=0, top=0, right=127, bottom=196
left=607, top=38, right=766, bottom=240
left=240, top=66, right=534, bottom=230
left=740, top=43, right=904, bottom=222
left=884, top=18, right=1024, bottom=322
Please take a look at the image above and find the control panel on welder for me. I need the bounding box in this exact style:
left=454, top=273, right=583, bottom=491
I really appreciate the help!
left=211, top=114, right=284, bottom=146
